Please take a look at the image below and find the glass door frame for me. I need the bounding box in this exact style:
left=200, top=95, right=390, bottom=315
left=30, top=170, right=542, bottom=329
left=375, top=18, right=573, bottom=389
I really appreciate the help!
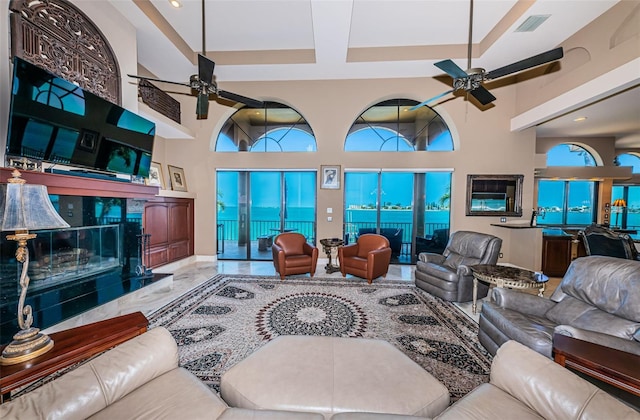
left=216, top=169, right=317, bottom=261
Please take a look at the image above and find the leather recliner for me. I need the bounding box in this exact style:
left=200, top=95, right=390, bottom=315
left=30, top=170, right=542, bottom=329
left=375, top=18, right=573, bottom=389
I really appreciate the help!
left=414, top=231, right=502, bottom=302
left=338, top=233, right=392, bottom=284
left=479, top=255, right=640, bottom=358
left=272, top=232, right=318, bottom=280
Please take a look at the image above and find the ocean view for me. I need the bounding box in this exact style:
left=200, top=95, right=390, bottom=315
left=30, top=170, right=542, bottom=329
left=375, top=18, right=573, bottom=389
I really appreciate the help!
left=219, top=206, right=640, bottom=242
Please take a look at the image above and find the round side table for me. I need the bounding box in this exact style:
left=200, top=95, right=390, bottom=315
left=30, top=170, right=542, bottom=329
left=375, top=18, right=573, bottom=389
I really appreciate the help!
left=319, top=238, right=344, bottom=274
left=470, top=264, right=549, bottom=314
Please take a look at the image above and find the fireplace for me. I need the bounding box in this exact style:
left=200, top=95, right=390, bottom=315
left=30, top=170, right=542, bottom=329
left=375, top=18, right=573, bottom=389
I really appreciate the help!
left=0, top=167, right=161, bottom=344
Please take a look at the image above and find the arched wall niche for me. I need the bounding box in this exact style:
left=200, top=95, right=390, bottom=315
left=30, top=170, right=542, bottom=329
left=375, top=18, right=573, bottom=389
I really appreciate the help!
left=9, top=0, right=121, bottom=104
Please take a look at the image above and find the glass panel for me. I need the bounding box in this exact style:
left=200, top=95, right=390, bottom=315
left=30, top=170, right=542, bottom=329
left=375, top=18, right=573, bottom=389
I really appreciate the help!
left=425, top=172, right=451, bottom=236
left=284, top=172, right=316, bottom=243
left=547, top=144, right=596, bottom=166
left=251, top=172, right=281, bottom=261
left=215, top=102, right=316, bottom=152
left=566, top=181, right=595, bottom=225
left=612, top=185, right=640, bottom=236
left=345, top=99, right=453, bottom=152
left=616, top=153, right=640, bottom=173
left=1, top=224, right=128, bottom=343
left=538, top=180, right=566, bottom=224
left=217, top=171, right=316, bottom=260
left=344, top=172, right=379, bottom=244
left=216, top=171, right=248, bottom=259
left=380, top=173, right=413, bottom=262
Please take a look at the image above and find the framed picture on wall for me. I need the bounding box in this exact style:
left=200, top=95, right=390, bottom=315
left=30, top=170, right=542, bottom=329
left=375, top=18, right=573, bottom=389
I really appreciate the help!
left=320, top=165, right=340, bottom=189
left=146, top=161, right=164, bottom=189
left=168, top=165, right=188, bottom=192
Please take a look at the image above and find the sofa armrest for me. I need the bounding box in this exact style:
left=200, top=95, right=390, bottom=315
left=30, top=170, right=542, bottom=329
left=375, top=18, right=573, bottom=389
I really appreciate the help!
left=490, top=340, right=639, bottom=419
left=457, top=264, right=472, bottom=276
left=302, top=242, right=316, bottom=257
left=491, top=288, right=556, bottom=317
left=0, top=327, right=179, bottom=420
left=554, top=325, right=640, bottom=356
left=418, top=253, right=445, bottom=264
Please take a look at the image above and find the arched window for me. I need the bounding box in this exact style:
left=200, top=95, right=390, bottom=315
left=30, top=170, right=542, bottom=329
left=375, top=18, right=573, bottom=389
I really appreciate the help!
left=215, top=102, right=316, bottom=152
left=345, top=99, right=453, bottom=152
left=546, top=143, right=596, bottom=166
left=615, top=153, right=640, bottom=173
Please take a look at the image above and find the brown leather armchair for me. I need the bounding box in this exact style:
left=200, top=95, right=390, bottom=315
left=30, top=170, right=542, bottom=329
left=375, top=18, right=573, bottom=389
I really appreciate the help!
left=272, top=232, right=318, bottom=280
left=338, top=234, right=392, bottom=284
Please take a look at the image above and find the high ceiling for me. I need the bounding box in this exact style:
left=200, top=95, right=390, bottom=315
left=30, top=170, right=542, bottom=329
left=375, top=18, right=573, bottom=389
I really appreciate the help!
left=108, top=0, right=640, bottom=147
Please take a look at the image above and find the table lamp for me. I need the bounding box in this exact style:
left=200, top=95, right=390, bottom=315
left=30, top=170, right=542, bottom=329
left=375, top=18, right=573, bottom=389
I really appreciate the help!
left=612, top=198, right=626, bottom=227
left=0, top=170, right=70, bottom=365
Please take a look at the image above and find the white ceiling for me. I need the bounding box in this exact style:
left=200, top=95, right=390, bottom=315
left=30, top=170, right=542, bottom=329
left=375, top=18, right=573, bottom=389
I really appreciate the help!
left=108, top=0, right=640, bottom=147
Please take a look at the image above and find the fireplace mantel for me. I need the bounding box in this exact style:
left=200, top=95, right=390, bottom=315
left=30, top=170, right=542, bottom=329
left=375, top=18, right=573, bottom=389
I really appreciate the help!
left=0, top=168, right=159, bottom=199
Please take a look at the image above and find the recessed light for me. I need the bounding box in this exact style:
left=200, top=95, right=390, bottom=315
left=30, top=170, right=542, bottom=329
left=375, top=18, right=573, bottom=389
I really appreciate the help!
left=573, top=116, right=587, bottom=122
left=169, top=0, right=182, bottom=8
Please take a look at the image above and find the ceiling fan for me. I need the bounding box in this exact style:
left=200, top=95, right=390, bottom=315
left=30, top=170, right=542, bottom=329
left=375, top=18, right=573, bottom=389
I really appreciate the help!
left=411, top=0, right=563, bottom=110
left=128, top=0, right=264, bottom=119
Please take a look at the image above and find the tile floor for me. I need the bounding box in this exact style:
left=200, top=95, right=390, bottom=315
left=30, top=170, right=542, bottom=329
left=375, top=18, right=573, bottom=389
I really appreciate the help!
left=43, top=257, right=560, bottom=334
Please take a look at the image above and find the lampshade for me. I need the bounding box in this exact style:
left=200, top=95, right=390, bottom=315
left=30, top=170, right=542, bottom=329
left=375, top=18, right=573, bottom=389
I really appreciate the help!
left=612, top=198, right=627, bottom=207
left=0, top=171, right=70, bottom=232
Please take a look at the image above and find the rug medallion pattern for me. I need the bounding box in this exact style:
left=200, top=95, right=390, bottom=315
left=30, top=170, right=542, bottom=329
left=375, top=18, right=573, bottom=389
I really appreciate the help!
left=148, top=275, right=492, bottom=400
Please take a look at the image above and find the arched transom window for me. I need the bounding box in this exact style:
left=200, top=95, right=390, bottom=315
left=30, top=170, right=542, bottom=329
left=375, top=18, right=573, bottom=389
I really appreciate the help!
left=345, top=99, right=453, bottom=152
left=216, top=102, right=316, bottom=152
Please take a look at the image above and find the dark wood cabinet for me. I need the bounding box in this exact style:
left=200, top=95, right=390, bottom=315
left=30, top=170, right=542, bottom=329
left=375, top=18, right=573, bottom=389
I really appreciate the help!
left=144, top=196, right=194, bottom=268
left=542, top=234, right=586, bottom=277
left=542, top=236, right=573, bottom=277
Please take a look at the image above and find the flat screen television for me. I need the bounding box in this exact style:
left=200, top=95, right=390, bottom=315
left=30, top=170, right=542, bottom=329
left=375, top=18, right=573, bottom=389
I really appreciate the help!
left=6, top=57, right=155, bottom=178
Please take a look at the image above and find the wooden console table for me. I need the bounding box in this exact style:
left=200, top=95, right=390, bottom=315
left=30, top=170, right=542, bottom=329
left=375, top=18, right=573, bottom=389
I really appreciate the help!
left=552, top=333, right=640, bottom=397
left=0, top=311, right=148, bottom=402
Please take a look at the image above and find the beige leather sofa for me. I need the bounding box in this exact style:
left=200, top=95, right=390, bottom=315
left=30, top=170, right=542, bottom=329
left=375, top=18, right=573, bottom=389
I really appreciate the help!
left=0, top=327, right=322, bottom=420
left=2, top=328, right=637, bottom=419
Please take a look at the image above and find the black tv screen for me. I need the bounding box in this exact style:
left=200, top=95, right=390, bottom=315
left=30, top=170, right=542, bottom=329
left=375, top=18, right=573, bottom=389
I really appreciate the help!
left=6, top=57, right=155, bottom=177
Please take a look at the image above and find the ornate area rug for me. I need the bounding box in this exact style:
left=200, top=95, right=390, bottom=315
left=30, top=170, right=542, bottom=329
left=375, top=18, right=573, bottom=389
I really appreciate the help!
left=148, top=274, right=492, bottom=401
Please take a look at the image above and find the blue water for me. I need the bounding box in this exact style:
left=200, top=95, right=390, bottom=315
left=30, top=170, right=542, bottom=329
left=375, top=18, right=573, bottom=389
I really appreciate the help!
left=219, top=207, right=450, bottom=242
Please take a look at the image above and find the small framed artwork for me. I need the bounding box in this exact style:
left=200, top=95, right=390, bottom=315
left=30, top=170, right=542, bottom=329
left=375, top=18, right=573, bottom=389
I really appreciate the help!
left=320, top=165, right=340, bottom=190
left=168, top=165, right=188, bottom=192
left=147, top=161, right=164, bottom=189
left=78, top=129, right=99, bottom=152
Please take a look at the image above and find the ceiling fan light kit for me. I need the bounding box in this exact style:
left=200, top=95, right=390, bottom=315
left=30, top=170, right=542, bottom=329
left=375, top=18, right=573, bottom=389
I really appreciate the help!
left=128, top=0, right=263, bottom=119
left=412, top=0, right=563, bottom=111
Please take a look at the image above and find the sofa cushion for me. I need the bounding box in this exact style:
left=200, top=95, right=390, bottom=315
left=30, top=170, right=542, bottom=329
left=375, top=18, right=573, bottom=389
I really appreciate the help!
left=89, top=368, right=228, bottom=420
left=416, top=260, right=457, bottom=282
left=555, top=256, right=640, bottom=322
left=545, top=296, right=640, bottom=340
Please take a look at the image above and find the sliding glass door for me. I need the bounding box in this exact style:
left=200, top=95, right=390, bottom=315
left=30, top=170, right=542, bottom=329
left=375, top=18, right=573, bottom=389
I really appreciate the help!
left=216, top=170, right=316, bottom=260
left=344, top=170, right=451, bottom=264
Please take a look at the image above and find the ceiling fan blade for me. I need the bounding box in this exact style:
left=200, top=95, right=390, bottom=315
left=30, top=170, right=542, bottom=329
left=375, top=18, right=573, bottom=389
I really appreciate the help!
left=127, top=74, right=190, bottom=88
left=198, top=54, right=215, bottom=86
left=434, top=59, right=468, bottom=79
left=485, top=47, right=564, bottom=80
left=196, top=92, right=209, bottom=119
left=410, top=90, right=455, bottom=110
left=218, top=90, right=265, bottom=108
left=470, top=86, right=496, bottom=105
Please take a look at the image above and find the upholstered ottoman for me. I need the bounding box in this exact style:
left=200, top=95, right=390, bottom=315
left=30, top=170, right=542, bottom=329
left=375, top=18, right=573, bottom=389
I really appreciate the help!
left=220, top=335, right=450, bottom=418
